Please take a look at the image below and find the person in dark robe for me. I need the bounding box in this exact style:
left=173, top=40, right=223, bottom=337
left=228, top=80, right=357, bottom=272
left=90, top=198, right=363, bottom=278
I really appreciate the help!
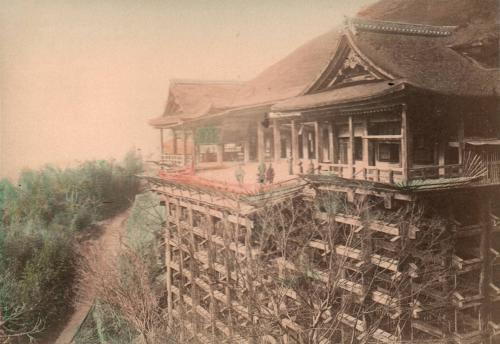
left=266, top=163, right=275, bottom=184
left=257, top=162, right=266, bottom=184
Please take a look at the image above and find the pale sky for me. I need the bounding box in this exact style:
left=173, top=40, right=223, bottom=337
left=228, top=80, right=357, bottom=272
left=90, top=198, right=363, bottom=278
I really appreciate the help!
left=0, top=0, right=377, bottom=180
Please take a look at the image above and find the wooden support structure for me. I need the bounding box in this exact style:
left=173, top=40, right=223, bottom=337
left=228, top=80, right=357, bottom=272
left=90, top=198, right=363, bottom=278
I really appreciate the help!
left=165, top=199, right=173, bottom=317
left=154, top=167, right=498, bottom=344
left=204, top=213, right=218, bottom=339
left=362, top=118, right=369, bottom=169
left=216, top=143, right=224, bottom=165
left=273, top=120, right=281, bottom=163
left=314, top=121, right=320, bottom=162
left=347, top=116, right=354, bottom=179
left=458, top=114, right=465, bottom=165
left=172, top=129, right=178, bottom=154
left=291, top=120, right=299, bottom=163
left=160, top=128, right=164, bottom=157
left=302, top=127, right=309, bottom=161
left=328, top=122, right=335, bottom=163
left=244, top=141, right=251, bottom=163
left=257, top=121, right=265, bottom=163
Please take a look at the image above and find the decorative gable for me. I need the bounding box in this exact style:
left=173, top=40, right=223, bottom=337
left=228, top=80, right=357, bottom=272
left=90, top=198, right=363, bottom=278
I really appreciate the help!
left=331, top=49, right=380, bottom=86
left=306, top=35, right=392, bottom=94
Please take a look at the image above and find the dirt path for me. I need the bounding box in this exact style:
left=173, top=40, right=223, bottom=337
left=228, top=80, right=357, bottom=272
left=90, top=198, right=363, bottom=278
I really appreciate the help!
left=52, top=209, right=130, bottom=344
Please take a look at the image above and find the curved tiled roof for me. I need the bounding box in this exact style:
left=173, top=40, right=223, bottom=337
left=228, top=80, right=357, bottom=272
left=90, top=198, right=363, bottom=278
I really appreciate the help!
left=272, top=80, right=406, bottom=112
left=149, top=28, right=343, bottom=127
left=150, top=0, right=500, bottom=127
left=149, top=80, right=243, bottom=128
left=348, top=22, right=500, bottom=97
left=229, top=28, right=343, bottom=107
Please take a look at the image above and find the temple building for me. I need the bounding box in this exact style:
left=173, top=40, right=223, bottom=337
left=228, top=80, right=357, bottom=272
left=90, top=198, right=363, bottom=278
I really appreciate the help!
left=144, top=1, right=500, bottom=343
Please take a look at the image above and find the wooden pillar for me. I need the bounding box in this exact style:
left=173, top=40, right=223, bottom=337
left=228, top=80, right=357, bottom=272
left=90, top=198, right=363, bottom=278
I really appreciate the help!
left=165, top=198, right=173, bottom=317
left=347, top=116, right=354, bottom=178
left=174, top=199, right=186, bottom=342
left=479, top=194, right=492, bottom=333
left=216, top=144, right=224, bottom=165
left=205, top=214, right=217, bottom=339
left=314, top=121, right=321, bottom=162
left=438, top=140, right=446, bottom=177
left=401, top=104, right=411, bottom=182
left=257, top=122, right=265, bottom=163
left=458, top=114, right=465, bottom=165
left=291, top=120, right=299, bottom=162
left=302, top=128, right=310, bottom=161
left=187, top=205, right=199, bottom=332
left=244, top=141, right=250, bottom=163
left=160, top=129, right=165, bottom=157
left=222, top=213, right=234, bottom=337
left=172, top=129, right=178, bottom=155
left=245, top=223, right=257, bottom=344
left=362, top=119, right=369, bottom=173
left=181, top=130, right=188, bottom=166
left=273, top=120, right=281, bottom=163
left=328, top=122, right=334, bottom=163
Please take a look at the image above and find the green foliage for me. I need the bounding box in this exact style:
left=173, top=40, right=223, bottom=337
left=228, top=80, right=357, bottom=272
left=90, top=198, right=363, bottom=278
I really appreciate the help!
left=126, top=192, right=164, bottom=260
left=73, top=192, right=166, bottom=343
left=74, top=303, right=138, bottom=344
left=0, top=150, right=143, bottom=342
left=194, top=126, right=220, bottom=144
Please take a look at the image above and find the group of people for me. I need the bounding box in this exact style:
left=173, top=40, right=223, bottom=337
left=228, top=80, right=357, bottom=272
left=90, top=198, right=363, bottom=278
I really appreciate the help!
left=234, top=162, right=275, bottom=185
left=257, top=162, right=275, bottom=184
left=235, top=158, right=317, bottom=186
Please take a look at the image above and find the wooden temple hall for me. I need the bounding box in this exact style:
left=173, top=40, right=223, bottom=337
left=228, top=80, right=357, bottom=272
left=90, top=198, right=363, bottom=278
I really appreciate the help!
left=150, top=20, right=500, bottom=187
left=145, top=2, right=500, bottom=344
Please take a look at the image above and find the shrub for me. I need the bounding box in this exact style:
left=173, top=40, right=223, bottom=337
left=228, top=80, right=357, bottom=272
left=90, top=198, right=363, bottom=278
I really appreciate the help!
left=0, top=150, right=143, bottom=342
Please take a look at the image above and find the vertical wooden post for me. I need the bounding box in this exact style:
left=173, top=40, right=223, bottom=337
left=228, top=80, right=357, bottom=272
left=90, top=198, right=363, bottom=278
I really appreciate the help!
left=173, top=199, right=186, bottom=342
left=332, top=122, right=338, bottom=165
left=458, top=114, right=465, bottom=166
left=244, top=141, right=250, bottom=163
left=302, top=128, right=310, bottom=161
left=438, top=141, right=446, bottom=177
left=174, top=200, right=183, bottom=301
left=314, top=121, right=321, bottom=163
left=328, top=122, right=334, bottom=163
left=172, top=129, right=178, bottom=155
left=291, top=120, right=299, bottom=163
left=401, top=104, right=411, bottom=182
left=205, top=214, right=217, bottom=339
left=160, top=128, right=164, bottom=158
left=181, top=130, right=187, bottom=166
left=362, top=118, right=369, bottom=169
left=257, top=121, right=265, bottom=163
left=245, top=223, right=257, bottom=344
left=187, top=205, right=199, bottom=331
left=165, top=198, right=173, bottom=317
left=273, top=120, right=282, bottom=163
left=216, top=144, right=224, bottom=165
left=347, top=116, right=354, bottom=178
left=479, top=194, right=492, bottom=333
left=222, top=212, right=234, bottom=338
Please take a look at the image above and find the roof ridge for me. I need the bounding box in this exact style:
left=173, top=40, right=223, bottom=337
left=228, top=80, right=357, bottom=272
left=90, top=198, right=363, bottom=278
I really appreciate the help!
left=347, top=17, right=457, bottom=37
left=170, top=78, right=244, bottom=85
